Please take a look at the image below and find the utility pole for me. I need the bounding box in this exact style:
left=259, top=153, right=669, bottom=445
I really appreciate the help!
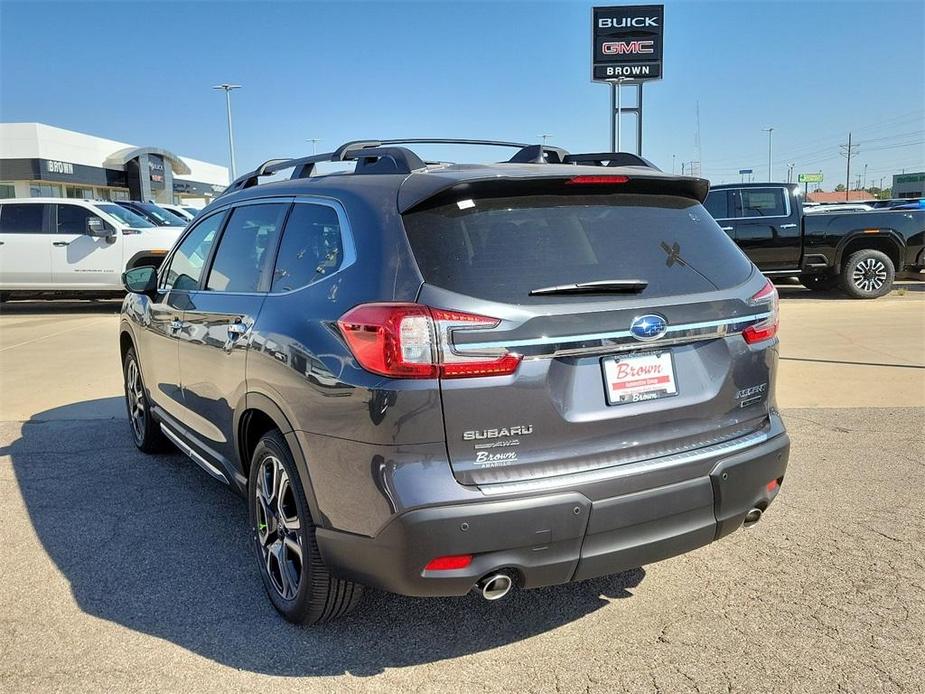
left=538, top=134, right=553, bottom=145
left=306, top=138, right=321, bottom=154
left=212, top=83, right=242, bottom=179
left=786, top=162, right=795, bottom=184
left=840, top=132, right=858, bottom=201
left=762, top=127, right=774, bottom=181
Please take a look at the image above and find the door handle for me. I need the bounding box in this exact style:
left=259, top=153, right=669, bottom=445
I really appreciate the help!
left=721, top=226, right=734, bottom=232
left=227, top=320, right=248, bottom=339
left=170, top=319, right=184, bottom=333
left=52, top=241, right=71, bottom=247
left=780, top=223, right=798, bottom=229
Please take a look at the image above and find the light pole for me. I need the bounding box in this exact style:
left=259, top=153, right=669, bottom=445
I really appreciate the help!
left=863, top=163, right=868, bottom=190
left=212, top=84, right=242, bottom=178
left=672, top=154, right=676, bottom=174
left=306, top=138, right=321, bottom=154
left=761, top=127, right=774, bottom=181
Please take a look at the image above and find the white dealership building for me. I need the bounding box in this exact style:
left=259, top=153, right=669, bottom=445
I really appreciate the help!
left=0, top=123, right=229, bottom=207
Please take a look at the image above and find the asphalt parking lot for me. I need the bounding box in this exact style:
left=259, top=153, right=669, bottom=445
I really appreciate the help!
left=1, top=284, right=923, bottom=693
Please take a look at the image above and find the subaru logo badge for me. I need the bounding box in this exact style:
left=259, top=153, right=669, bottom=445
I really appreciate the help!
left=630, top=314, right=668, bottom=341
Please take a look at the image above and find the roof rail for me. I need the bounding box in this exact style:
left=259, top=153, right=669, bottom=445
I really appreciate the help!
left=217, top=139, right=664, bottom=200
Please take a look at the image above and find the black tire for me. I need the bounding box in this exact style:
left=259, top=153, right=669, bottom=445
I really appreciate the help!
left=840, top=249, right=895, bottom=299
left=801, top=273, right=839, bottom=292
left=248, top=430, right=362, bottom=624
left=122, top=347, right=171, bottom=453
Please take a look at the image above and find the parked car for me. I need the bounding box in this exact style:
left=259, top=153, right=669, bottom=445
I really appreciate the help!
left=159, top=203, right=196, bottom=223
left=705, top=183, right=925, bottom=298
left=116, top=200, right=189, bottom=227
left=120, top=139, right=790, bottom=624
left=0, top=198, right=183, bottom=301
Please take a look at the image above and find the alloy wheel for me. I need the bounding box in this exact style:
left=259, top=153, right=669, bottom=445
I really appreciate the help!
left=125, top=358, right=146, bottom=442
left=851, top=257, right=888, bottom=293
left=254, top=455, right=304, bottom=600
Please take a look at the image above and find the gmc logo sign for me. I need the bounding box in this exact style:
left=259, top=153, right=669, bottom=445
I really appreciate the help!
left=601, top=40, right=654, bottom=55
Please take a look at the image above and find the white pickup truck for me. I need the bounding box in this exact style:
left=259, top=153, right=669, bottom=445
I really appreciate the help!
left=0, top=198, right=182, bottom=301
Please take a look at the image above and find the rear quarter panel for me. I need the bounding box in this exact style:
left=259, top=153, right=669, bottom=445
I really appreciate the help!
left=803, top=209, right=925, bottom=268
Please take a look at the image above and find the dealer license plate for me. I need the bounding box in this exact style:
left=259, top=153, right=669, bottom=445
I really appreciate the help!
left=602, top=351, right=678, bottom=406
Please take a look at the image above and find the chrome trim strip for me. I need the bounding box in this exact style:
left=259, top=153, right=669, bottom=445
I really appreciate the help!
left=457, top=312, right=771, bottom=353
left=478, top=429, right=770, bottom=497
left=160, top=424, right=229, bottom=484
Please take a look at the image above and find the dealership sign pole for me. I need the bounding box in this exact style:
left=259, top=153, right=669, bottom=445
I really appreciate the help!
left=592, top=5, right=664, bottom=156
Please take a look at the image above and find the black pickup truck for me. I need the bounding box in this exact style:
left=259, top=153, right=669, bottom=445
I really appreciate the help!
left=705, top=183, right=925, bottom=298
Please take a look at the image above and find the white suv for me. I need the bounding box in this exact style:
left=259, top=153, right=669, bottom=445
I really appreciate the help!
left=0, top=198, right=183, bottom=299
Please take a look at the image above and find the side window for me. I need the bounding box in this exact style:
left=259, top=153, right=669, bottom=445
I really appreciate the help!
left=206, top=203, right=287, bottom=293
left=162, top=211, right=225, bottom=291
left=271, top=203, right=344, bottom=292
left=0, top=203, right=45, bottom=234
left=56, top=204, right=108, bottom=235
left=703, top=191, right=729, bottom=219
left=735, top=188, right=788, bottom=217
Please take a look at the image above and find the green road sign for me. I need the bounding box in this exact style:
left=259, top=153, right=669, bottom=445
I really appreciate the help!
left=798, top=173, right=823, bottom=184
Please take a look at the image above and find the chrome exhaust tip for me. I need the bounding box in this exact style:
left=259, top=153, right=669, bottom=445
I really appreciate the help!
left=743, top=507, right=763, bottom=528
left=477, top=573, right=513, bottom=601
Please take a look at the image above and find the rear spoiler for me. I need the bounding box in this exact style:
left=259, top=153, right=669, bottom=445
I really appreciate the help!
left=398, top=173, right=711, bottom=214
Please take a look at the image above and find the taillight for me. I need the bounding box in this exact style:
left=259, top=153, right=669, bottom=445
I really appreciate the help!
left=742, top=279, right=779, bottom=344
left=565, top=175, right=629, bottom=185
left=338, top=303, right=522, bottom=379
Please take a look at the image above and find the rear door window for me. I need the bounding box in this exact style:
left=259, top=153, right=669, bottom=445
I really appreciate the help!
left=0, top=203, right=46, bottom=234
left=205, top=203, right=287, bottom=293
left=402, top=194, right=752, bottom=304
left=735, top=188, right=788, bottom=218
left=271, top=203, right=343, bottom=292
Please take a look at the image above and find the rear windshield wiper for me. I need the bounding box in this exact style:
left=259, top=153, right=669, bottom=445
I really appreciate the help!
left=529, top=279, right=648, bottom=296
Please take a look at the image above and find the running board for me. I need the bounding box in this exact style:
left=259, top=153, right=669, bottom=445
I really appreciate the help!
left=160, top=423, right=229, bottom=485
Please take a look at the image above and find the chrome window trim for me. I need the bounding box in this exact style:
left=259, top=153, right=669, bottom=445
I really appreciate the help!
left=455, top=312, right=771, bottom=357
left=478, top=429, right=771, bottom=497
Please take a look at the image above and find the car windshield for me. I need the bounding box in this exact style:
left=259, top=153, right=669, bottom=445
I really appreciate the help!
left=97, top=204, right=155, bottom=228
left=137, top=203, right=188, bottom=226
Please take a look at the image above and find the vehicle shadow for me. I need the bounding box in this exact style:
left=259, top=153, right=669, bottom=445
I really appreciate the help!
left=0, top=299, right=123, bottom=315
left=5, top=397, right=645, bottom=677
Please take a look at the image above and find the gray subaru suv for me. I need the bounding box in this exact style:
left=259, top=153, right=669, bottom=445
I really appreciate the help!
left=119, top=139, right=789, bottom=624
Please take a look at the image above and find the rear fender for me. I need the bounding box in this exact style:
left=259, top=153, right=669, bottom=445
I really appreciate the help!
left=236, top=391, right=327, bottom=528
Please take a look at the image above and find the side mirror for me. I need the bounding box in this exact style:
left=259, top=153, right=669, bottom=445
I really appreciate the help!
left=122, top=266, right=158, bottom=295
left=86, top=217, right=114, bottom=237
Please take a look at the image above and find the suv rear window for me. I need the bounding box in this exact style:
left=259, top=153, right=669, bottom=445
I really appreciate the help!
left=402, top=194, right=752, bottom=303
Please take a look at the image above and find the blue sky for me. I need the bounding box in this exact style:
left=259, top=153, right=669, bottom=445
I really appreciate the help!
left=1, top=0, right=923, bottom=189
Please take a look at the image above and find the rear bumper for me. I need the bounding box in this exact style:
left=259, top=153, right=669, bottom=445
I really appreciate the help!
left=315, top=430, right=790, bottom=597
